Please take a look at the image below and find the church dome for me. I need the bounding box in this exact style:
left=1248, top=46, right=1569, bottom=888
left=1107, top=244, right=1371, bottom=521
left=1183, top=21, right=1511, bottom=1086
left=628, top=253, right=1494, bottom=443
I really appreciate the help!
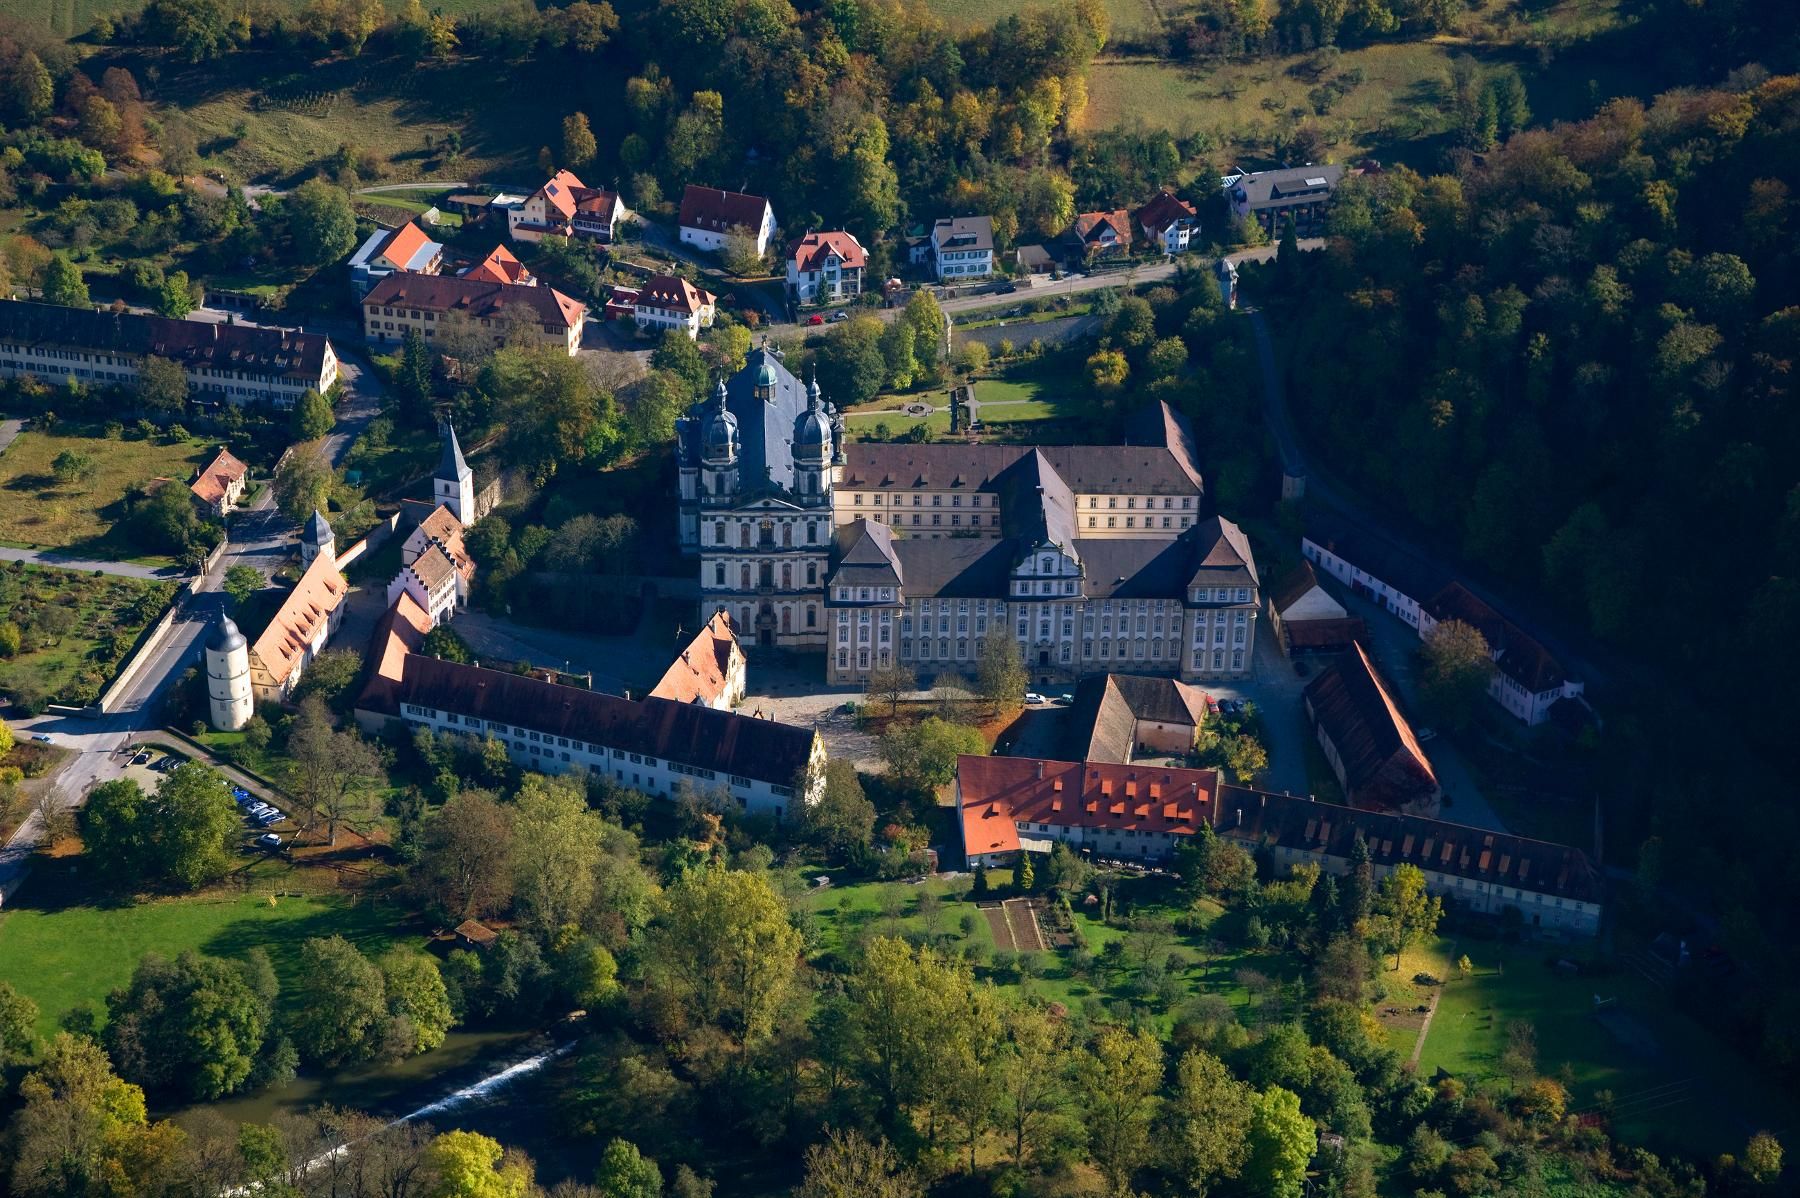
left=795, top=377, right=831, bottom=460
left=703, top=380, right=739, bottom=463
left=755, top=360, right=779, bottom=391
left=206, top=613, right=246, bottom=654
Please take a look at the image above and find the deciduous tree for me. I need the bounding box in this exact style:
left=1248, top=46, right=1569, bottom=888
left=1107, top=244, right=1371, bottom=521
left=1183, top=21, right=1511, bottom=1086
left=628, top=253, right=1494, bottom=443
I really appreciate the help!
left=1243, top=1086, right=1314, bottom=1198
left=1078, top=1026, right=1163, bottom=1197
left=292, top=935, right=388, bottom=1066
left=796, top=1128, right=919, bottom=1198
left=42, top=256, right=89, bottom=308
left=104, top=949, right=272, bottom=1100
left=1165, top=1048, right=1250, bottom=1194
left=644, top=864, right=801, bottom=1047
left=801, top=759, right=876, bottom=858
left=424, top=1129, right=532, bottom=1198
left=415, top=789, right=514, bottom=919
left=286, top=179, right=358, bottom=267
left=1419, top=618, right=1493, bottom=731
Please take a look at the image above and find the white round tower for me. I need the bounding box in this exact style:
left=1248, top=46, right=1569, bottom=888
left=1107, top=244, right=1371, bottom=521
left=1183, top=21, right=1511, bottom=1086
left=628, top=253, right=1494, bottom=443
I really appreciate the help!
left=204, top=612, right=253, bottom=731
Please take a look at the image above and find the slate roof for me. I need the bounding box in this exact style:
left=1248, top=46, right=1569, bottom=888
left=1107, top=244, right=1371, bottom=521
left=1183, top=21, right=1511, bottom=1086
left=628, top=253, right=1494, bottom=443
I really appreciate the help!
left=1303, top=507, right=1447, bottom=605
left=1188, top=515, right=1259, bottom=589
left=932, top=215, right=993, bottom=252
left=1272, top=560, right=1326, bottom=613
left=675, top=346, right=813, bottom=497
left=840, top=433, right=1206, bottom=497
left=1067, top=672, right=1211, bottom=763
left=363, top=274, right=585, bottom=332
left=1215, top=783, right=1601, bottom=904
left=680, top=185, right=772, bottom=234
left=995, top=449, right=1079, bottom=551
left=885, top=536, right=1015, bottom=597
left=0, top=299, right=333, bottom=382
left=831, top=521, right=905, bottom=592
left=371, top=653, right=816, bottom=787
left=1424, top=582, right=1570, bottom=694
left=1230, top=164, right=1346, bottom=209
left=1303, top=642, right=1437, bottom=806
left=1121, top=399, right=1206, bottom=491
left=439, top=423, right=469, bottom=482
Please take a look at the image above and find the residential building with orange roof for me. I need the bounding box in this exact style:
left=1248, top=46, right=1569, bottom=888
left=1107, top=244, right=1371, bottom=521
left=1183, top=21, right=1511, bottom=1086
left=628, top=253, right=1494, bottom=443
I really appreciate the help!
left=1066, top=208, right=1133, bottom=259
left=362, top=273, right=587, bottom=356
left=785, top=231, right=867, bottom=304
left=648, top=609, right=746, bottom=710
left=248, top=548, right=349, bottom=704
left=348, top=221, right=444, bottom=297
left=1134, top=190, right=1200, bottom=254
left=462, top=245, right=535, bottom=287
left=632, top=274, right=716, bottom=339
left=507, top=169, right=627, bottom=243
left=189, top=447, right=249, bottom=516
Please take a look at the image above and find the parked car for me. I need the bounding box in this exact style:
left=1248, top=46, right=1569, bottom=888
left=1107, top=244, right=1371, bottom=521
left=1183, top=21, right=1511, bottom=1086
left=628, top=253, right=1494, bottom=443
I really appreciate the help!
left=827, top=309, right=850, bottom=322
left=806, top=314, right=825, bottom=326
left=31, top=733, right=52, bottom=744
left=1024, top=692, right=1047, bottom=705
left=1054, top=693, right=1074, bottom=706
left=993, top=282, right=1018, bottom=294
left=255, top=833, right=282, bottom=851
left=254, top=810, right=283, bottom=827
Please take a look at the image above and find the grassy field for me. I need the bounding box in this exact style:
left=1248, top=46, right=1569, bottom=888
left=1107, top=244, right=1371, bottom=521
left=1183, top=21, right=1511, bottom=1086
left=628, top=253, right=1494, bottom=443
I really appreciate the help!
left=0, top=0, right=510, bottom=38
left=0, top=429, right=211, bottom=561
left=926, top=0, right=1161, bottom=40
left=844, top=374, right=1084, bottom=439
left=0, top=862, right=411, bottom=1043
left=1415, top=938, right=1799, bottom=1155
left=0, top=563, right=175, bottom=705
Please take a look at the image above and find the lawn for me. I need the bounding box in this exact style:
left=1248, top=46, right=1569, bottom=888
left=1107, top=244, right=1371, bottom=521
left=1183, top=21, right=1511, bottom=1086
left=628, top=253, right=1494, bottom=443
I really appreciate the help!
left=1414, top=937, right=1800, bottom=1156
left=925, top=0, right=1160, bottom=41
left=0, top=562, right=177, bottom=706
left=0, top=429, right=212, bottom=563
left=844, top=373, right=1085, bottom=440
left=0, top=863, right=411, bottom=1044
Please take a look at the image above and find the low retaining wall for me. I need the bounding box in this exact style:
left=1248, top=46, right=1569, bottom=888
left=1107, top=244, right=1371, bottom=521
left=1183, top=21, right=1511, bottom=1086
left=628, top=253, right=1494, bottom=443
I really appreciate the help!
left=93, top=540, right=223, bottom=716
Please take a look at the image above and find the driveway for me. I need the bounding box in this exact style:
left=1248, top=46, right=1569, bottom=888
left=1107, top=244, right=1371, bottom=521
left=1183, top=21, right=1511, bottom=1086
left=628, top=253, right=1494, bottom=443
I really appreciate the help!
left=0, top=546, right=182, bottom=580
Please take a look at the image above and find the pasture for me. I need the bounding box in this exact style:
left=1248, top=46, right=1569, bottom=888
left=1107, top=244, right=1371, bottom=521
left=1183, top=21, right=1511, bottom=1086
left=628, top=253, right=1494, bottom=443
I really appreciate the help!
left=0, top=429, right=210, bottom=561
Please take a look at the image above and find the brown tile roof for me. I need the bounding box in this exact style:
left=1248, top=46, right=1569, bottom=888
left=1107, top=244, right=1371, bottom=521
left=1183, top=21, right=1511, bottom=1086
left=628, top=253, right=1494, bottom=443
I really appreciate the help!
left=189, top=447, right=248, bottom=506
left=958, top=756, right=1219, bottom=857
left=1134, top=190, right=1198, bottom=235
left=363, top=274, right=584, bottom=331
left=788, top=230, right=867, bottom=272
left=1284, top=617, right=1366, bottom=650
left=1214, top=783, right=1601, bottom=904
left=840, top=442, right=1204, bottom=497
left=463, top=245, right=532, bottom=286
left=679, top=185, right=771, bottom=234
left=636, top=274, right=715, bottom=316
left=1067, top=673, right=1211, bottom=763
left=1271, top=560, right=1324, bottom=613
left=649, top=609, right=741, bottom=706
left=1122, top=399, right=1206, bottom=491
left=1424, top=582, right=1568, bottom=694
left=359, top=592, right=434, bottom=712
left=251, top=550, right=348, bottom=685
left=1303, top=642, right=1437, bottom=809
left=408, top=543, right=458, bottom=592
left=370, top=653, right=816, bottom=786
left=0, top=299, right=332, bottom=382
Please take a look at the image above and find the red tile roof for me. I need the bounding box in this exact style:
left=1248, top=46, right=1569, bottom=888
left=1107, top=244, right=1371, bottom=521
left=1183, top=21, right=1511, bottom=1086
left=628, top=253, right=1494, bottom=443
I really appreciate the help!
left=189, top=447, right=248, bottom=506
left=537, top=169, right=587, bottom=220
left=649, top=609, right=741, bottom=706
left=251, top=550, right=348, bottom=685
left=679, top=185, right=771, bottom=234
left=636, top=274, right=715, bottom=316
left=463, top=245, right=532, bottom=286
left=377, top=222, right=434, bottom=270
left=958, top=756, right=1219, bottom=857
left=1134, top=190, right=1198, bottom=235
left=363, top=274, right=585, bottom=332
left=788, top=230, right=867, bottom=272
left=1303, top=642, right=1437, bottom=809
left=1424, top=582, right=1568, bottom=694
left=1072, top=209, right=1132, bottom=245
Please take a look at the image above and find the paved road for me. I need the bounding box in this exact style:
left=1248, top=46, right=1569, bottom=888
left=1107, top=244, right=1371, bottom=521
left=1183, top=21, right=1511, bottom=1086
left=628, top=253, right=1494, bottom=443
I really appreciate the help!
left=0, top=546, right=183, bottom=579
left=0, top=418, right=21, bottom=456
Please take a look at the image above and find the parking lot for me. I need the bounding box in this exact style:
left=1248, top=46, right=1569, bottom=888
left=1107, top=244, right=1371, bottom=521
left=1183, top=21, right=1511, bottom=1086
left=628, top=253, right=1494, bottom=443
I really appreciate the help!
left=113, top=744, right=297, bottom=852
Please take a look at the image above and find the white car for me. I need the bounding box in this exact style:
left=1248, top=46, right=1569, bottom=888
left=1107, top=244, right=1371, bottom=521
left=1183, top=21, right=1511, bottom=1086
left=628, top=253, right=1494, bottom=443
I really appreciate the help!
left=1024, top=692, right=1048, bottom=705
left=30, top=733, right=52, bottom=744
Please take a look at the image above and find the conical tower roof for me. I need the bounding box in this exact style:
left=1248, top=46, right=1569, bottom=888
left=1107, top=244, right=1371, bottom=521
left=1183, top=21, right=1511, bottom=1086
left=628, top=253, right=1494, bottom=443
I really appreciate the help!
left=302, top=509, right=333, bottom=545
left=439, top=421, right=470, bottom=480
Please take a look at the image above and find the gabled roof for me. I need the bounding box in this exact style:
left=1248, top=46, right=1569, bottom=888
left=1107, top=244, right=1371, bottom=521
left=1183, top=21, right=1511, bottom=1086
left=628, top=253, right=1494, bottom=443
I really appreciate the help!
left=535, top=169, right=587, bottom=220
left=636, top=274, right=716, bottom=315
left=1188, top=516, right=1259, bottom=589
left=1071, top=209, right=1132, bottom=245
left=463, top=245, right=533, bottom=286
left=189, top=447, right=248, bottom=506
left=1424, top=582, right=1569, bottom=694
left=932, top=215, right=993, bottom=252
left=406, top=542, right=458, bottom=592
left=0, top=299, right=333, bottom=382
left=1068, top=673, right=1211, bottom=763
left=573, top=187, right=621, bottom=217
left=679, top=185, right=772, bottom=234
left=363, top=274, right=585, bottom=331
left=788, top=230, right=867, bottom=272
left=359, top=593, right=438, bottom=713
left=648, top=610, right=742, bottom=706
left=1271, top=560, right=1327, bottom=613
left=1134, top=190, right=1198, bottom=234
left=829, top=520, right=905, bottom=591
left=369, top=653, right=817, bottom=787
left=1215, top=783, right=1600, bottom=904
left=251, top=550, right=348, bottom=684
left=1303, top=508, right=1447, bottom=606
left=376, top=222, right=440, bottom=272
left=959, top=756, right=1219, bottom=857
left=1304, top=642, right=1437, bottom=807
left=995, top=448, right=1078, bottom=552
left=840, top=442, right=1205, bottom=498
left=1122, top=399, right=1205, bottom=491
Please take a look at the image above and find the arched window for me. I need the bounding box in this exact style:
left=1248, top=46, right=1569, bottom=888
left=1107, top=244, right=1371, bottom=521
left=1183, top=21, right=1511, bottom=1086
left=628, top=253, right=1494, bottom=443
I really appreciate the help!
left=739, top=525, right=750, bottom=548
left=740, top=564, right=751, bottom=589
left=713, top=520, right=725, bottom=544
left=781, top=608, right=792, bottom=633
left=782, top=563, right=792, bottom=588
left=783, top=524, right=793, bottom=547
left=808, top=522, right=819, bottom=544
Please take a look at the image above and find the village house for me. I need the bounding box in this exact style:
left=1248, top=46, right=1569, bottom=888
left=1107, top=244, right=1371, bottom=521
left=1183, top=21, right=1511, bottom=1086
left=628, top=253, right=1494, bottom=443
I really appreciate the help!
left=954, top=755, right=1602, bottom=934
left=679, top=185, right=777, bottom=257
left=1134, top=191, right=1200, bottom=254
left=786, top=231, right=867, bottom=305
left=249, top=548, right=349, bottom=704
left=1420, top=583, right=1586, bottom=727
left=1225, top=164, right=1346, bottom=237
left=347, top=221, right=444, bottom=297
left=632, top=274, right=716, bottom=339
left=647, top=609, right=747, bottom=710
left=387, top=504, right=473, bottom=628
left=462, top=245, right=535, bottom=287
left=1304, top=642, right=1440, bottom=815
left=1300, top=509, right=1443, bottom=631
left=1266, top=559, right=1364, bottom=655
left=0, top=300, right=337, bottom=408
left=506, top=170, right=626, bottom=243
left=929, top=216, right=995, bottom=281
left=1065, top=672, right=1212, bottom=763
left=1065, top=209, right=1132, bottom=261
left=188, top=447, right=249, bottom=517
left=356, top=604, right=825, bottom=818
left=361, top=274, right=587, bottom=356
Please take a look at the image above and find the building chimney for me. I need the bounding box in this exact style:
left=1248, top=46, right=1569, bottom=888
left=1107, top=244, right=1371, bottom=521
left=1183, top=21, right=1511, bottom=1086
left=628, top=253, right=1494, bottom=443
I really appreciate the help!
left=1035, top=761, right=1045, bottom=780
